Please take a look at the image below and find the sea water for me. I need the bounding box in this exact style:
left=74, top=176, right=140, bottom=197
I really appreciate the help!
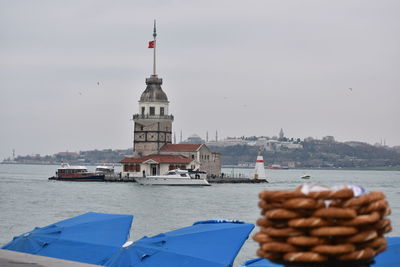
left=0, top=164, right=399, bottom=265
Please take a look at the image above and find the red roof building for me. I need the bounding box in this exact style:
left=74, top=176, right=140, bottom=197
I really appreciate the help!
left=121, top=154, right=193, bottom=164
left=160, top=144, right=203, bottom=152
left=121, top=153, right=194, bottom=176
left=121, top=143, right=221, bottom=177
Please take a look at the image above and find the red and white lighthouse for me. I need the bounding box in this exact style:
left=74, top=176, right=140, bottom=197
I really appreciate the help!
left=254, top=151, right=267, bottom=180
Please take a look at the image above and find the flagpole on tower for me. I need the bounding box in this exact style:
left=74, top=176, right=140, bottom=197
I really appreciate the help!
left=153, top=19, right=157, bottom=76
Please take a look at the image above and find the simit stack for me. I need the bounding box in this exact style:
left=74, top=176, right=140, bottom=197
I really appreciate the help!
left=253, top=187, right=392, bottom=263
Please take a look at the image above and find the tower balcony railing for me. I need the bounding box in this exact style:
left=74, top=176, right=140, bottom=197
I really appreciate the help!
left=133, top=114, right=174, bottom=121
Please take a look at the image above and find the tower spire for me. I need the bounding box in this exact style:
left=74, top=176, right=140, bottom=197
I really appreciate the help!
left=153, top=20, right=157, bottom=76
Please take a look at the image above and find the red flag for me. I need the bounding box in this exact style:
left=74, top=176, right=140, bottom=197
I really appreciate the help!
left=148, top=41, right=155, bottom=48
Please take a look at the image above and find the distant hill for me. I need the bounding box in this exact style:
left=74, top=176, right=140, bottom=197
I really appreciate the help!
left=209, top=140, right=400, bottom=168
left=3, top=140, right=400, bottom=169
left=2, top=149, right=133, bottom=166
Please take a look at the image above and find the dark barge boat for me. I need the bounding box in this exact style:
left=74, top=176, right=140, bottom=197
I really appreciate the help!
left=49, top=163, right=105, bottom=181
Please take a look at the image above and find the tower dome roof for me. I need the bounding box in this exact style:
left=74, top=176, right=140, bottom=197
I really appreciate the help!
left=139, top=75, right=168, bottom=102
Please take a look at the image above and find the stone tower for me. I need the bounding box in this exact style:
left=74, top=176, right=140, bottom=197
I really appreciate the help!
left=133, top=75, right=173, bottom=157
left=133, top=21, right=173, bottom=157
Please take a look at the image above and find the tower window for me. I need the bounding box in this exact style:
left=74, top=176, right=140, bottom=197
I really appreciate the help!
left=150, top=107, right=155, bottom=115
left=160, top=107, right=164, bottom=116
left=141, top=107, right=145, bottom=115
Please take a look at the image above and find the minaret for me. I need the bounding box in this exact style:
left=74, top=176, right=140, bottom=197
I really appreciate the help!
left=133, top=21, right=174, bottom=157
left=279, top=128, right=284, bottom=140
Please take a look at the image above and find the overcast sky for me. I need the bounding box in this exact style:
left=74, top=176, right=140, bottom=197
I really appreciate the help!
left=1, top=0, right=399, bottom=159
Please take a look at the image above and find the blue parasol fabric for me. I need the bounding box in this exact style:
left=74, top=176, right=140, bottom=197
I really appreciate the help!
left=1, top=212, right=133, bottom=265
left=239, top=258, right=278, bottom=267
left=104, top=219, right=255, bottom=267
left=374, top=236, right=400, bottom=266
left=240, top=236, right=400, bottom=267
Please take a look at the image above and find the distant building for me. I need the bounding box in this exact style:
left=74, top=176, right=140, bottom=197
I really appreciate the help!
left=180, top=134, right=205, bottom=144
left=160, top=144, right=221, bottom=176
left=206, top=137, right=247, bottom=147
left=120, top=24, right=220, bottom=177
left=304, top=137, right=314, bottom=142
left=207, top=135, right=303, bottom=151
left=322, top=136, right=335, bottom=143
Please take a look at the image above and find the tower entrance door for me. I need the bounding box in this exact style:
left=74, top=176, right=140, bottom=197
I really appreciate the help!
left=151, top=164, right=158, bottom=175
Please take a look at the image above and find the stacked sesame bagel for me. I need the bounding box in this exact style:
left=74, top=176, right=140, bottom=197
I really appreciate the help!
left=253, top=187, right=392, bottom=263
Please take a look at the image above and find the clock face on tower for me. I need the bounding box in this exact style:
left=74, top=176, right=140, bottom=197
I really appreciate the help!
left=147, top=133, right=157, bottom=141
left=135, top=133, right=145, bottom=141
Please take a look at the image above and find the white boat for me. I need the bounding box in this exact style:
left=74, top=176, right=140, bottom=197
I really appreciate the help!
left=301, top=174, right=311, bottom=179
left=95, top=165, right=115, bottom=175
left=134, top=169, right=210, bottom=186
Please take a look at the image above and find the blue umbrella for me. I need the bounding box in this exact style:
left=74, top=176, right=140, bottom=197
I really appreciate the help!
left=374, top=236, right=400, bottom=267
left=239, top=258, right=278, bottom=267
left=104, top=219, right=254, bottom=267
left=1, top=212, right=133, bottom=265
left=240, top=237, right=400, bottom=267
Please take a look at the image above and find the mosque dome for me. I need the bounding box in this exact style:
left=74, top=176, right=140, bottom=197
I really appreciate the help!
left=139, top=75, right=168, bottom=102
left=183, top=134, right=205, bottom=144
